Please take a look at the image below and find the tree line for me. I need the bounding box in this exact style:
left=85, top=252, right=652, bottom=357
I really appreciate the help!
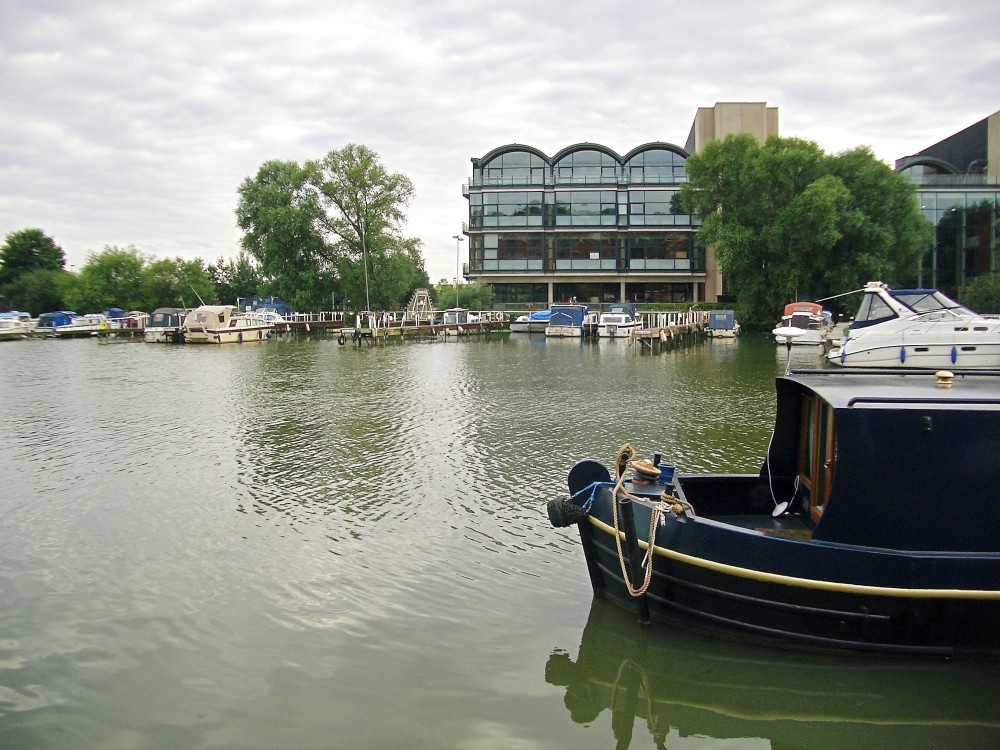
left=1, top=144, right=493, bottom=317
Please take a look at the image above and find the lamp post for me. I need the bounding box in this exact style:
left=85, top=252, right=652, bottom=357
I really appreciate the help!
left=453, top=234, right=464, bottom=308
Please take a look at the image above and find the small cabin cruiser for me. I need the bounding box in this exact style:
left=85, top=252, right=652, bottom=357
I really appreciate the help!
left=596, top=305, right=641, bottom=338
left=828, top=281, right=1000, bottom=368
left=707, top=309, right=741, bottom=338
left=144, top=307, right=188, bottom=343
left=510, top=309, right=552, bottom=333
left=773, top=302, right=833, bottom=346
left=0, top=311, right=31, bottom=340
left=545, top=304, right=590, bottom=337
left=183, top=305, right=274, bottom=344
left=549, top=368, right=1000, bottom=655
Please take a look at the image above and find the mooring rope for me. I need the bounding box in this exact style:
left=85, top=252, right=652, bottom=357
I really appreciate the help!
left=610, top=443, right=695, bottom=598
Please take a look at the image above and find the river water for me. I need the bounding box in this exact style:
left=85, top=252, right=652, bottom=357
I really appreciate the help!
left=0, top=333, right=997, bottom=749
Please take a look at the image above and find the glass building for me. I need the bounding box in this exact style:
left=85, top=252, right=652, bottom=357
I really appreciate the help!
left=463, top=143, right=703, bottom=307
left=462, top=103, right=779, bottom=307
left=895, top=109, right=1000, bottom=296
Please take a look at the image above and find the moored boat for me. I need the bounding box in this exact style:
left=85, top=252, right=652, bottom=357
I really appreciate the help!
left=706, top=309, right=741, bottom=338
left=828, top=281, right=1000, bottom=368
left=183, top=305, right=275, bottom=344
left=0, top=311, right=32, bottom=340
left=144, top=307, right=188, bottom=343
left=545, top=304, right=589, bottom=337
left=772, top=301, right=833, bottom=345
left=548, top=368, right=1000, bottom=656
left=596, top=304, right=641, bottom=338
left=510, top=309, right=552, bottom=333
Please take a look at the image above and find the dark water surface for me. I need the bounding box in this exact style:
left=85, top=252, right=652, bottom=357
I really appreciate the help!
left=1, top=333, right=996, bottom=749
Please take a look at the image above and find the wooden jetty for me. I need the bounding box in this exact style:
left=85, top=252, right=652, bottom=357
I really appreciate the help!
left=626, top=310, right=709, bottom=352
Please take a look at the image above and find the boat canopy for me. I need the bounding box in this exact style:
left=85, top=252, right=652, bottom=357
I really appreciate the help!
left=708, top=310, right=736, bottom=330
left=782, top=302, right=822, bottom=317
left=37, top=311, right=75, bottom=328
left=149, top=307, right=185, bottom=327
left=548, top=304, right=588, bottom=327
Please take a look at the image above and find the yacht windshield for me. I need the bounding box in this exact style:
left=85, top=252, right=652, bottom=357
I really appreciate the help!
left=893, top=290, right=974, bottom=316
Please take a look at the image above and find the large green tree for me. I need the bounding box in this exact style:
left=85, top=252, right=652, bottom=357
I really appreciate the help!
left=236, top=159, right=333, bottom=311
left=0, top=228, right=66, bottom=292
left=680, top=134, right=932, bottom=328
left=310, top=144, right=426, bottom=311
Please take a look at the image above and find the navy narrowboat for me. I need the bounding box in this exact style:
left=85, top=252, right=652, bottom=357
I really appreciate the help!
left=548, top=368, right=1000, bottom=655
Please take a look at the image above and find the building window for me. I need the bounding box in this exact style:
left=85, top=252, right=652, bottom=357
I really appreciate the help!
left=554, top=191, right=617, bottom=226
left=629, top=233, right=695, bottom=270
left=479, top=191, right=545, bottom=227
left=625, top=148, right=688, bottom=184
left=553, top=149, right=619, bottom=184
left=480, top=150, right=546, bottom=186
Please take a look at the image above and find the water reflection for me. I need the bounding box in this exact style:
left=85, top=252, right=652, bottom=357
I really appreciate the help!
left=546, top=599, right=1000, bottom=750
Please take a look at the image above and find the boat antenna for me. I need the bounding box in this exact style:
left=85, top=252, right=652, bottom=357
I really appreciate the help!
left=190, top=285, right=206, bottom=306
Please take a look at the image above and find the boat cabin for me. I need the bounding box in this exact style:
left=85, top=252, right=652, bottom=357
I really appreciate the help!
left=764, top=370, right=1000, bottom=552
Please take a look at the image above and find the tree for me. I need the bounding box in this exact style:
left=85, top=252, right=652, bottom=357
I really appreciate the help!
left=310, top=144, right=422, bottom=310
left=142, top=256, right=217, bottom=311
left=3, top=268, right=73, bottom=315
left=0, top=228, right=66, bottom=287
left=236, top=159, right=332, bottom=311
left=207, top=253, right=264, bottom=306
left=67, top=245, right=147, bottom=313
left=433, top=279, right=494, bottom=311
left=680, top=134, right=932, bottom=328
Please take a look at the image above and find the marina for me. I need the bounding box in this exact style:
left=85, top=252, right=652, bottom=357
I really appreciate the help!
left=0, top=334, right=995, bottom=749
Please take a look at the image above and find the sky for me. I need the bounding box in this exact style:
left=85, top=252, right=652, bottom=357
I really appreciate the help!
left=2, top=0, right=998, bottom=285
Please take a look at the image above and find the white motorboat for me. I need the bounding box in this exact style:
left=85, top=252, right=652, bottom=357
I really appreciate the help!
left=596, top=305, right=641, bottom=338
left=0, top=311, right=31, bottom=340
left=183, top=305, right=275, bottom=344
left=510, top=309, right=552, bottom=333
left=772, top=302, right=834, bottom=346
left=828, top=281, right=1000, bottom=369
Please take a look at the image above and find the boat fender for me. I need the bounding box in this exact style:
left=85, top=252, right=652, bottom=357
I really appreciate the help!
left=238, top=331, right=243, bottom=344
left=951, top=346, right=957, bottom=364
left=338, top=333, right=346, bottom=346
left=546, top=497, right=590, bottom=528
left=900, top=346, right=906, bottom=364
left=258, top=329, right=263, bottom=340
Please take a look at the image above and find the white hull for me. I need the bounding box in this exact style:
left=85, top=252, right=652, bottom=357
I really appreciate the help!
left=143, top=327, right=183, bottom=343
left=510, top=321, right=549, bottom=333
left=545, top=326, right=583, bottom=337
left=186, top=323, right=273, bottom=344
left=828, top=282, right=1000, bottom=369
left=829, top=340, right=1000, bottom=369
left=597, top=323, right=640, bottom=338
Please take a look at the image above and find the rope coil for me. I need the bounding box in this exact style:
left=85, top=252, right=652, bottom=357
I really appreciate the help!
left=610, top=443, right=694, bottom=598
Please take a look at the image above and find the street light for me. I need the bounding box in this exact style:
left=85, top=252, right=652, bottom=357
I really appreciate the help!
left=453, top=234, right=464, bottom=308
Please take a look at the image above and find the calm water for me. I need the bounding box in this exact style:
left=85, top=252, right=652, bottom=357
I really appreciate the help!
left=0, top=333, right=996, bottom=750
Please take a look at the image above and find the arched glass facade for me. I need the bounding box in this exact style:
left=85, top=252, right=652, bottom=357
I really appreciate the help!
left=464, top=143, right=703, bottom=304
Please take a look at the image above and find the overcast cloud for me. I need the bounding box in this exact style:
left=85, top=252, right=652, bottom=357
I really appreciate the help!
left=1, top=0, right=998, bottom=283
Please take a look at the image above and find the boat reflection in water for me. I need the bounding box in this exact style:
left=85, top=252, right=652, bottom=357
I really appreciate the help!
left=546, top=599, right=1000, bottom=750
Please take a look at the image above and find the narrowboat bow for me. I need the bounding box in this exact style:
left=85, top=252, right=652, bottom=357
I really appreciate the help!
left=548, top=368, right=1000, bottom=655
